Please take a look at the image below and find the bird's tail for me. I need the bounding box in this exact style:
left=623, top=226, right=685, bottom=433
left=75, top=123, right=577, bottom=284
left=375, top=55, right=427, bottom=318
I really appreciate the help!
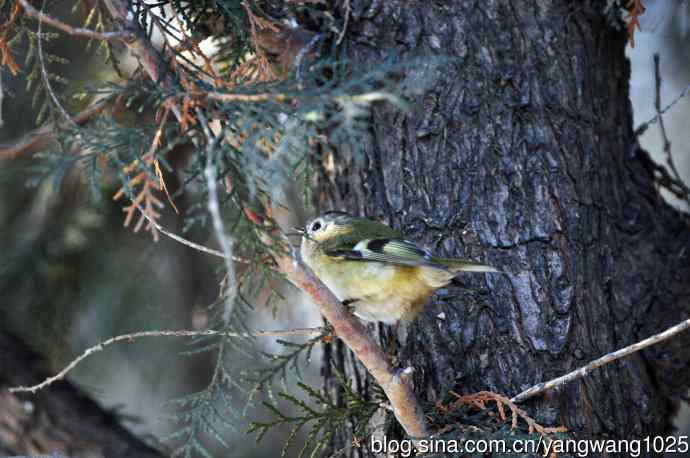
left=432, top=257, right=500, bottom=273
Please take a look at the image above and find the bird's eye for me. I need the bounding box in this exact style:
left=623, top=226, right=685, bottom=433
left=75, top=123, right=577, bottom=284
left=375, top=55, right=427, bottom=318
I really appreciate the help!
left=311, top=221, right=322, bottom=232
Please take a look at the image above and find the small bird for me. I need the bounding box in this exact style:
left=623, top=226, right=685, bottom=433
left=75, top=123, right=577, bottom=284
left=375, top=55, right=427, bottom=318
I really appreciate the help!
left=299, top=212, right=498, bottom=324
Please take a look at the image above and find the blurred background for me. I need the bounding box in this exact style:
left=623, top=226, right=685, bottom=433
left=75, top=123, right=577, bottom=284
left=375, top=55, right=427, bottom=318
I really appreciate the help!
left=1, top=0, right=689, bottom=455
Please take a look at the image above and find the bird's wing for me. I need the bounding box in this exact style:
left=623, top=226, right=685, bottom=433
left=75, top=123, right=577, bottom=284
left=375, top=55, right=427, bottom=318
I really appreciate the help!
left=326, top=238, right=444, bottom=268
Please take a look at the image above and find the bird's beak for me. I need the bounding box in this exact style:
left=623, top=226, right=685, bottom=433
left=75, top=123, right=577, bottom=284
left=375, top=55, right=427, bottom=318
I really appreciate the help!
left=287, top=226, right=305, bottom=237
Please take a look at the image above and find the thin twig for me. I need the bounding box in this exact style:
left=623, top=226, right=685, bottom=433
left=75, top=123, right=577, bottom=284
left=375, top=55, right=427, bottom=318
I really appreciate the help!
left=19, top=0, right=134, bottom=41
left=635, top=147, right=690, bottom=201
left=206, top=91, right=287, bottom=103
left=196, top=107, right=238, bottom=324
left=511, top=317, right=690, bottom=403
left=37, top=0, right=75, bottom=125
left=652, top=54, right=690, bottom=209
left=635, top=83, right=690, bottom=138
left=126, top=187, right=252, bottom=263
left=336, top=0, right=350, bottom=45
left=149, top=110, right=180, bottom=215
left=8, top=327, right=324, bottom=394
left=295, top=33, right=321, bottom=84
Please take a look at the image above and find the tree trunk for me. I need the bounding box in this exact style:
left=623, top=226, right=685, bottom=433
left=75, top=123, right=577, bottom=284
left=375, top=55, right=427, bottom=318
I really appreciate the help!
left=0, top=331, right=165, bottom=457
left=319, top=0, right=690, bottom=454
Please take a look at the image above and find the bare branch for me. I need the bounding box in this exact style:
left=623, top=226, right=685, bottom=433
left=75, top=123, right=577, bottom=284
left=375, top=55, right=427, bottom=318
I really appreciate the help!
left=117, top=184, right=256, bottom=265
left=635, top=77, right=690, bottom=138
left=37, top=0, right=75, bottom=125
left=337, top=0, right=351, bottom=45
left=19, top=0, right=134, bottom=41
left=652, top=54, right=690, bottom=209
left=8, top=327, right=325, bottom=394
left=294, top=33, right=321, bottom=83
left=511, top=317, right=690, bottom=404
left=206, top=91, right=287, bottom=103
left=196, top=107, right=238, bottom=324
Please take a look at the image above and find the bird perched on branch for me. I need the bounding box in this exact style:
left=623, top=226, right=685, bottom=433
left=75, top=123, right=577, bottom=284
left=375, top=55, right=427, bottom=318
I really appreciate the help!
left=299, top=212, right=498, bottom=324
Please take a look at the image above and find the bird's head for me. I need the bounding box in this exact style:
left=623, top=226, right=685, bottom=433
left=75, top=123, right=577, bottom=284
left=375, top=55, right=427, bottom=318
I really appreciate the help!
left=302, top=211, right=355, bottom=244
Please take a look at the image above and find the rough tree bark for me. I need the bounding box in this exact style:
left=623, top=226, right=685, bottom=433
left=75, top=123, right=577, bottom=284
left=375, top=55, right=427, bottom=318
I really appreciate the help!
left=319, top=0, right=690, bottom=455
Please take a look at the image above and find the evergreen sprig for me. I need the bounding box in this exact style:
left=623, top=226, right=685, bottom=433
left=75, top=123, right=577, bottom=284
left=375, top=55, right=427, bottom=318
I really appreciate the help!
left=249, top=368, right=380, bottom=458
left=164, top=298, right=257, bottom=457
left=165, top=336, right=239, bottom=457
left=249, top=333, right=324, bottom=403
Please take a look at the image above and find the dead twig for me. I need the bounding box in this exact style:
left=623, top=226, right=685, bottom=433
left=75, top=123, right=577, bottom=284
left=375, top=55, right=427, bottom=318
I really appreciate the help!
left=113, top=109, right=178, bottom=241
left=196, top=107, right=238, bottom=324
left=652, top=54, right=690, bottom=209
left=636, top=147, right=690, bottom=201
left=36, top=0, right=75, bottom=125
left=450, top=390, right=566, bottom=435
left=511, top=317, right=690, bottom=403
left=635, top=84, right=690, bottom=138
left=129, top=199, right=250, bottom=263
left=337, top=0, right=350, bottom=45
left=8, top=327, right=324, bottom=394
left=206, top=91, right=287, bottom=103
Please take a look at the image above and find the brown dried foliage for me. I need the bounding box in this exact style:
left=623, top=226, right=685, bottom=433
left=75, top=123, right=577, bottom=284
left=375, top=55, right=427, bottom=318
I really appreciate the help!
left=112, top=109, right=176, bottom=241
left=448, top=390, right=567, bottom=436
left=625, top=0, right=646, bottom=48
left=241, top=1, right=280, bottom=82
left=0, top=1, right=22, bottom=75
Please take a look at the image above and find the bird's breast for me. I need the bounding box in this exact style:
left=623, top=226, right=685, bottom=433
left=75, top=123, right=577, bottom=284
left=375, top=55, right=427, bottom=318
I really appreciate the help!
left=302, top=246, right=436, bottom=323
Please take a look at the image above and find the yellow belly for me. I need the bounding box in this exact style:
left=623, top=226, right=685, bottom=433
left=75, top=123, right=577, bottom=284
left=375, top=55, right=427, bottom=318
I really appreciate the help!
left=306, top=252, right=437, bottom=324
